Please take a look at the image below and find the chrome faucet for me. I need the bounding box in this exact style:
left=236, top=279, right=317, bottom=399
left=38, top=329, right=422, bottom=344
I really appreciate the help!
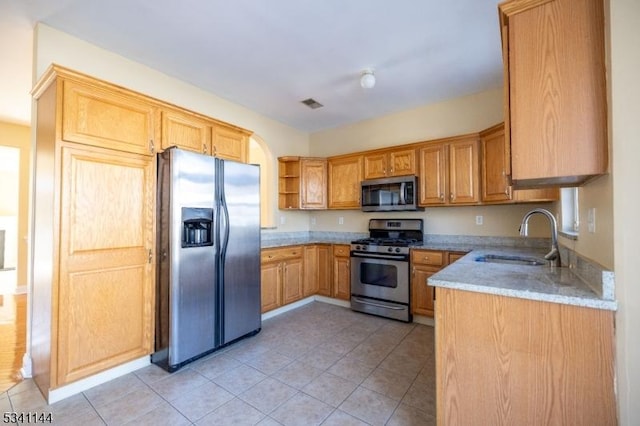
left=519, top=208, right=561, bottom=267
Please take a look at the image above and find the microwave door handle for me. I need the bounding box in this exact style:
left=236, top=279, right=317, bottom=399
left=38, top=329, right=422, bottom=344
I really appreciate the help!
left=399, top=182, right=406, bottom=205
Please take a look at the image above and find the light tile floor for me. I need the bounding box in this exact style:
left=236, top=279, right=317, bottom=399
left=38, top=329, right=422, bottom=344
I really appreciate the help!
left=1, top=302, right=436, bottom=425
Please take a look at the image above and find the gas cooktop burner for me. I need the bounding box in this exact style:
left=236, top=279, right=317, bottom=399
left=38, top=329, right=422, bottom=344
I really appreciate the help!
left=351, top=237, right=420, bottom=247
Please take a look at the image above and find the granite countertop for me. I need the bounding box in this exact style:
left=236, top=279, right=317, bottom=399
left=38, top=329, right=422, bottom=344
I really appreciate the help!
left=261, top=232, right=616, bottom=311
left=428, top=247, right=617, bottom=311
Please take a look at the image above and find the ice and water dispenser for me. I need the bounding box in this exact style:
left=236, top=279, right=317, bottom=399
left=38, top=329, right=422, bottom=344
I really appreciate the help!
left=182, top=207, right=213, bottom=247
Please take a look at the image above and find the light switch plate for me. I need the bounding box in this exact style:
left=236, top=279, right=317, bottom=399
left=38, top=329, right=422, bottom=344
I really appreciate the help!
left=587, top=208, right=596, bottom=233
left=475, top=215, right=483, bottom=225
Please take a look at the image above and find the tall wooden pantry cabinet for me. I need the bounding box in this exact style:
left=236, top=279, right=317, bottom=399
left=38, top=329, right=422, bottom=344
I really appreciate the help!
left=31, top=66, right=156, bottom=399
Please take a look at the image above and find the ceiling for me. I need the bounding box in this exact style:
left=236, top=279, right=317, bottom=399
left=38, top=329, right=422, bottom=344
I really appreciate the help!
left=0, top=0, right=504, bottom=132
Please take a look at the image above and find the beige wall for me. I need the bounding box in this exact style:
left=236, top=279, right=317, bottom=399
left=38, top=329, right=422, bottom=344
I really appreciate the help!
left=0, top=121, right=30, bottom=286
left=310, top=88, right=503, bottom=157
left=610, top=0, right=640, bottom=424
left=34, top=24, right=309, bottom=232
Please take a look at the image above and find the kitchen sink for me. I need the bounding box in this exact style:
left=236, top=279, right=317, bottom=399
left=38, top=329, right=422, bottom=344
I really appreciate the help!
left=474, top=254, right=547, bottom=266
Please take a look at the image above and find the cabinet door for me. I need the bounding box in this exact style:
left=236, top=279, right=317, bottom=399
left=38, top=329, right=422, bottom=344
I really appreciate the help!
left=332, top=245, right=351, bottom=300
left=411, top=265, right=438, bottom=317
left=328, top=155, right=363, bottom=209
left=261, top=262, right=281, bottom=313
left=317, top=245, right=333, bottom=297
left=212, top=124, right=248, bottom=162
left=418, top=144, right=447, bottom=205
left=62, top=80, right=156, bottom=156
left=301, top=159, right=327, bottom=209
left=503, top=0, right=607, bottom=185
left=303, top=245, right=319, bottom=297
left=57, top=144, right=155, bottom=385
left=282, top=258, right=303, bottom=305
left=449, top=138, right=479, bottom=204
left=389, top=148, right=416, bottom=177
left=161, top=109, right=211, bottom=154
left=480, top=124, right=511, bottom=202
left=436, top=288, right=615, bottom=425
left=363, top=152, right=388, bottom=179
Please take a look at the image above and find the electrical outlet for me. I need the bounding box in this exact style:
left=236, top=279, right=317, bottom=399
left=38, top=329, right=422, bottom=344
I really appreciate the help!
left=338, top=216, right=344, bottom=225
left=280, top=215, right=286, bottom=225
left=311, top=217, right=316, bottom=226
left=588, top=208, right=596, bottom=233
left=475, top=215, right=483, bottom=225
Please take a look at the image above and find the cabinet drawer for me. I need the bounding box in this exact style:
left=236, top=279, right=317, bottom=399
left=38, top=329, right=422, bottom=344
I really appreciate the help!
left=411, top=250, right=444, bottom=266
left=332, top=244, right=351, bottom=257
left=261, top=246, right=303, bottom=263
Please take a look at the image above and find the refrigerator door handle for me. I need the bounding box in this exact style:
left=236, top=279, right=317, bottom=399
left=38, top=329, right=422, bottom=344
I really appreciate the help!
left=220, top=191, right=230, bottom=261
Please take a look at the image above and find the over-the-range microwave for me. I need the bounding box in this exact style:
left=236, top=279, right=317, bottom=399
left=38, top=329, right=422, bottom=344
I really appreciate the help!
left=361, top=175, right=423, bottom=212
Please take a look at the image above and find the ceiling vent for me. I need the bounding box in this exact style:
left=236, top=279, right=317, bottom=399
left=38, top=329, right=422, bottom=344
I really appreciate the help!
left=301, top=98, right=323, bottom=109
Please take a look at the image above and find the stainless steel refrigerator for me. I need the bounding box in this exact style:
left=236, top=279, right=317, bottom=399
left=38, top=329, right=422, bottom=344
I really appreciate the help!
left=152, top=147, right=261, bottom=372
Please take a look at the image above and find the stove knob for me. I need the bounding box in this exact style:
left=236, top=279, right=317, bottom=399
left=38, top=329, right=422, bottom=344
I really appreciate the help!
left=395, top=247, right=401, bottom=253
left=356, top=245, right=361, bottom=251
left=387, top=247, right=393, bottom=253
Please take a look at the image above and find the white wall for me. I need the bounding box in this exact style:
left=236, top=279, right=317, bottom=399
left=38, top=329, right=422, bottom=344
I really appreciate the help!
left=610, top=0, right=640, bottom=423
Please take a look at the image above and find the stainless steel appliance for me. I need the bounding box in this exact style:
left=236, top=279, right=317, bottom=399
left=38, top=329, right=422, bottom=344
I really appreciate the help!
left=350, top=219, right=423, bottom=322
left=361, top=176, right=422, bottom=212
left=153, top=147, right=261, bottom=372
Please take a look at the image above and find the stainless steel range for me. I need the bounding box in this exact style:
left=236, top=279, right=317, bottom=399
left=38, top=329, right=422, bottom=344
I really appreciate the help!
left=350, top=219, right=423, bottom=322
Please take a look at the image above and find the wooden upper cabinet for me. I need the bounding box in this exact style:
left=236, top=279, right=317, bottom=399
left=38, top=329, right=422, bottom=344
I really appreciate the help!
left=363, top=148, right=416, bottom=180
left=61, top=79, right=156, bottom=156
left=419, top=144, right=447, bottom=205
left=278, top=157, right=327, bottom=210
left=481, top=123, right=511, bottom=202
left=500, top=0, right=608, bottom=187
left=160, top=109, right=211, bottom=154
left=419, top=136, right=479, bottom=206
left=363, top=152, right=387, bottom=180
left=481, top=123, right=559, bottom=203
left=328, top=154, right=363, bottom=209
left=449, top=138, right=479, bottom=204
left=301, top=159, right=327, bottom=209
left=211, top=124, right=249, bottom=162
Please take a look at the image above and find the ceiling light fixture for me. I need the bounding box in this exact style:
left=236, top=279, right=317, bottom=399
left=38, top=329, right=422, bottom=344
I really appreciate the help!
left=360, top=69, right=376, bottom=89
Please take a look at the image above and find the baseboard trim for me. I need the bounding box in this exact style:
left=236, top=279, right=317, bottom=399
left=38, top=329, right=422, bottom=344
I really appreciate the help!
left=261, top=296, right=316, bottom=320
left=47, top=356, right=150, bottom=404
left=261, top=296, right=351, bottom=321
left=412, top=314, right=435, bottom=327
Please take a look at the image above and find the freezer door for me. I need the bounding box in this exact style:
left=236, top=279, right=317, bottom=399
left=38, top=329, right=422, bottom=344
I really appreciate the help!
left=218, top=159, right=261, bottom=344
left=167, top=149, right=218, bottom=366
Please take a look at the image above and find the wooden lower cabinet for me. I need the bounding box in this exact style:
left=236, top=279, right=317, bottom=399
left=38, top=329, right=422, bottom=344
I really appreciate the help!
left=411, top=249, right=468, bottom=317
left=436, top=288, right=616, bottom=425
left=332, top=244, right=351, bottom=300
left=304, top=244, right=332, bottom=297
left=260, top=246, right=303, bottom=313
left=410, top=250, right=445, bottom=317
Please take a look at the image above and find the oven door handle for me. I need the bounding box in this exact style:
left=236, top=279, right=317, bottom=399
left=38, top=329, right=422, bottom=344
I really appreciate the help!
left=351, top=252, right=407, bottom=261
left=352, top=297, right=406, bottom=310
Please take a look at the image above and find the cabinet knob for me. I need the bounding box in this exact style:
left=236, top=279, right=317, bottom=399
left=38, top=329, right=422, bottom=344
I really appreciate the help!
left=203, top=144, right=208, bottom=154
left=439, top=193, right=445, bottom=201
left=149, top=139, right=155, bottom=153
left=450, top=193, right=454, bottom=201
